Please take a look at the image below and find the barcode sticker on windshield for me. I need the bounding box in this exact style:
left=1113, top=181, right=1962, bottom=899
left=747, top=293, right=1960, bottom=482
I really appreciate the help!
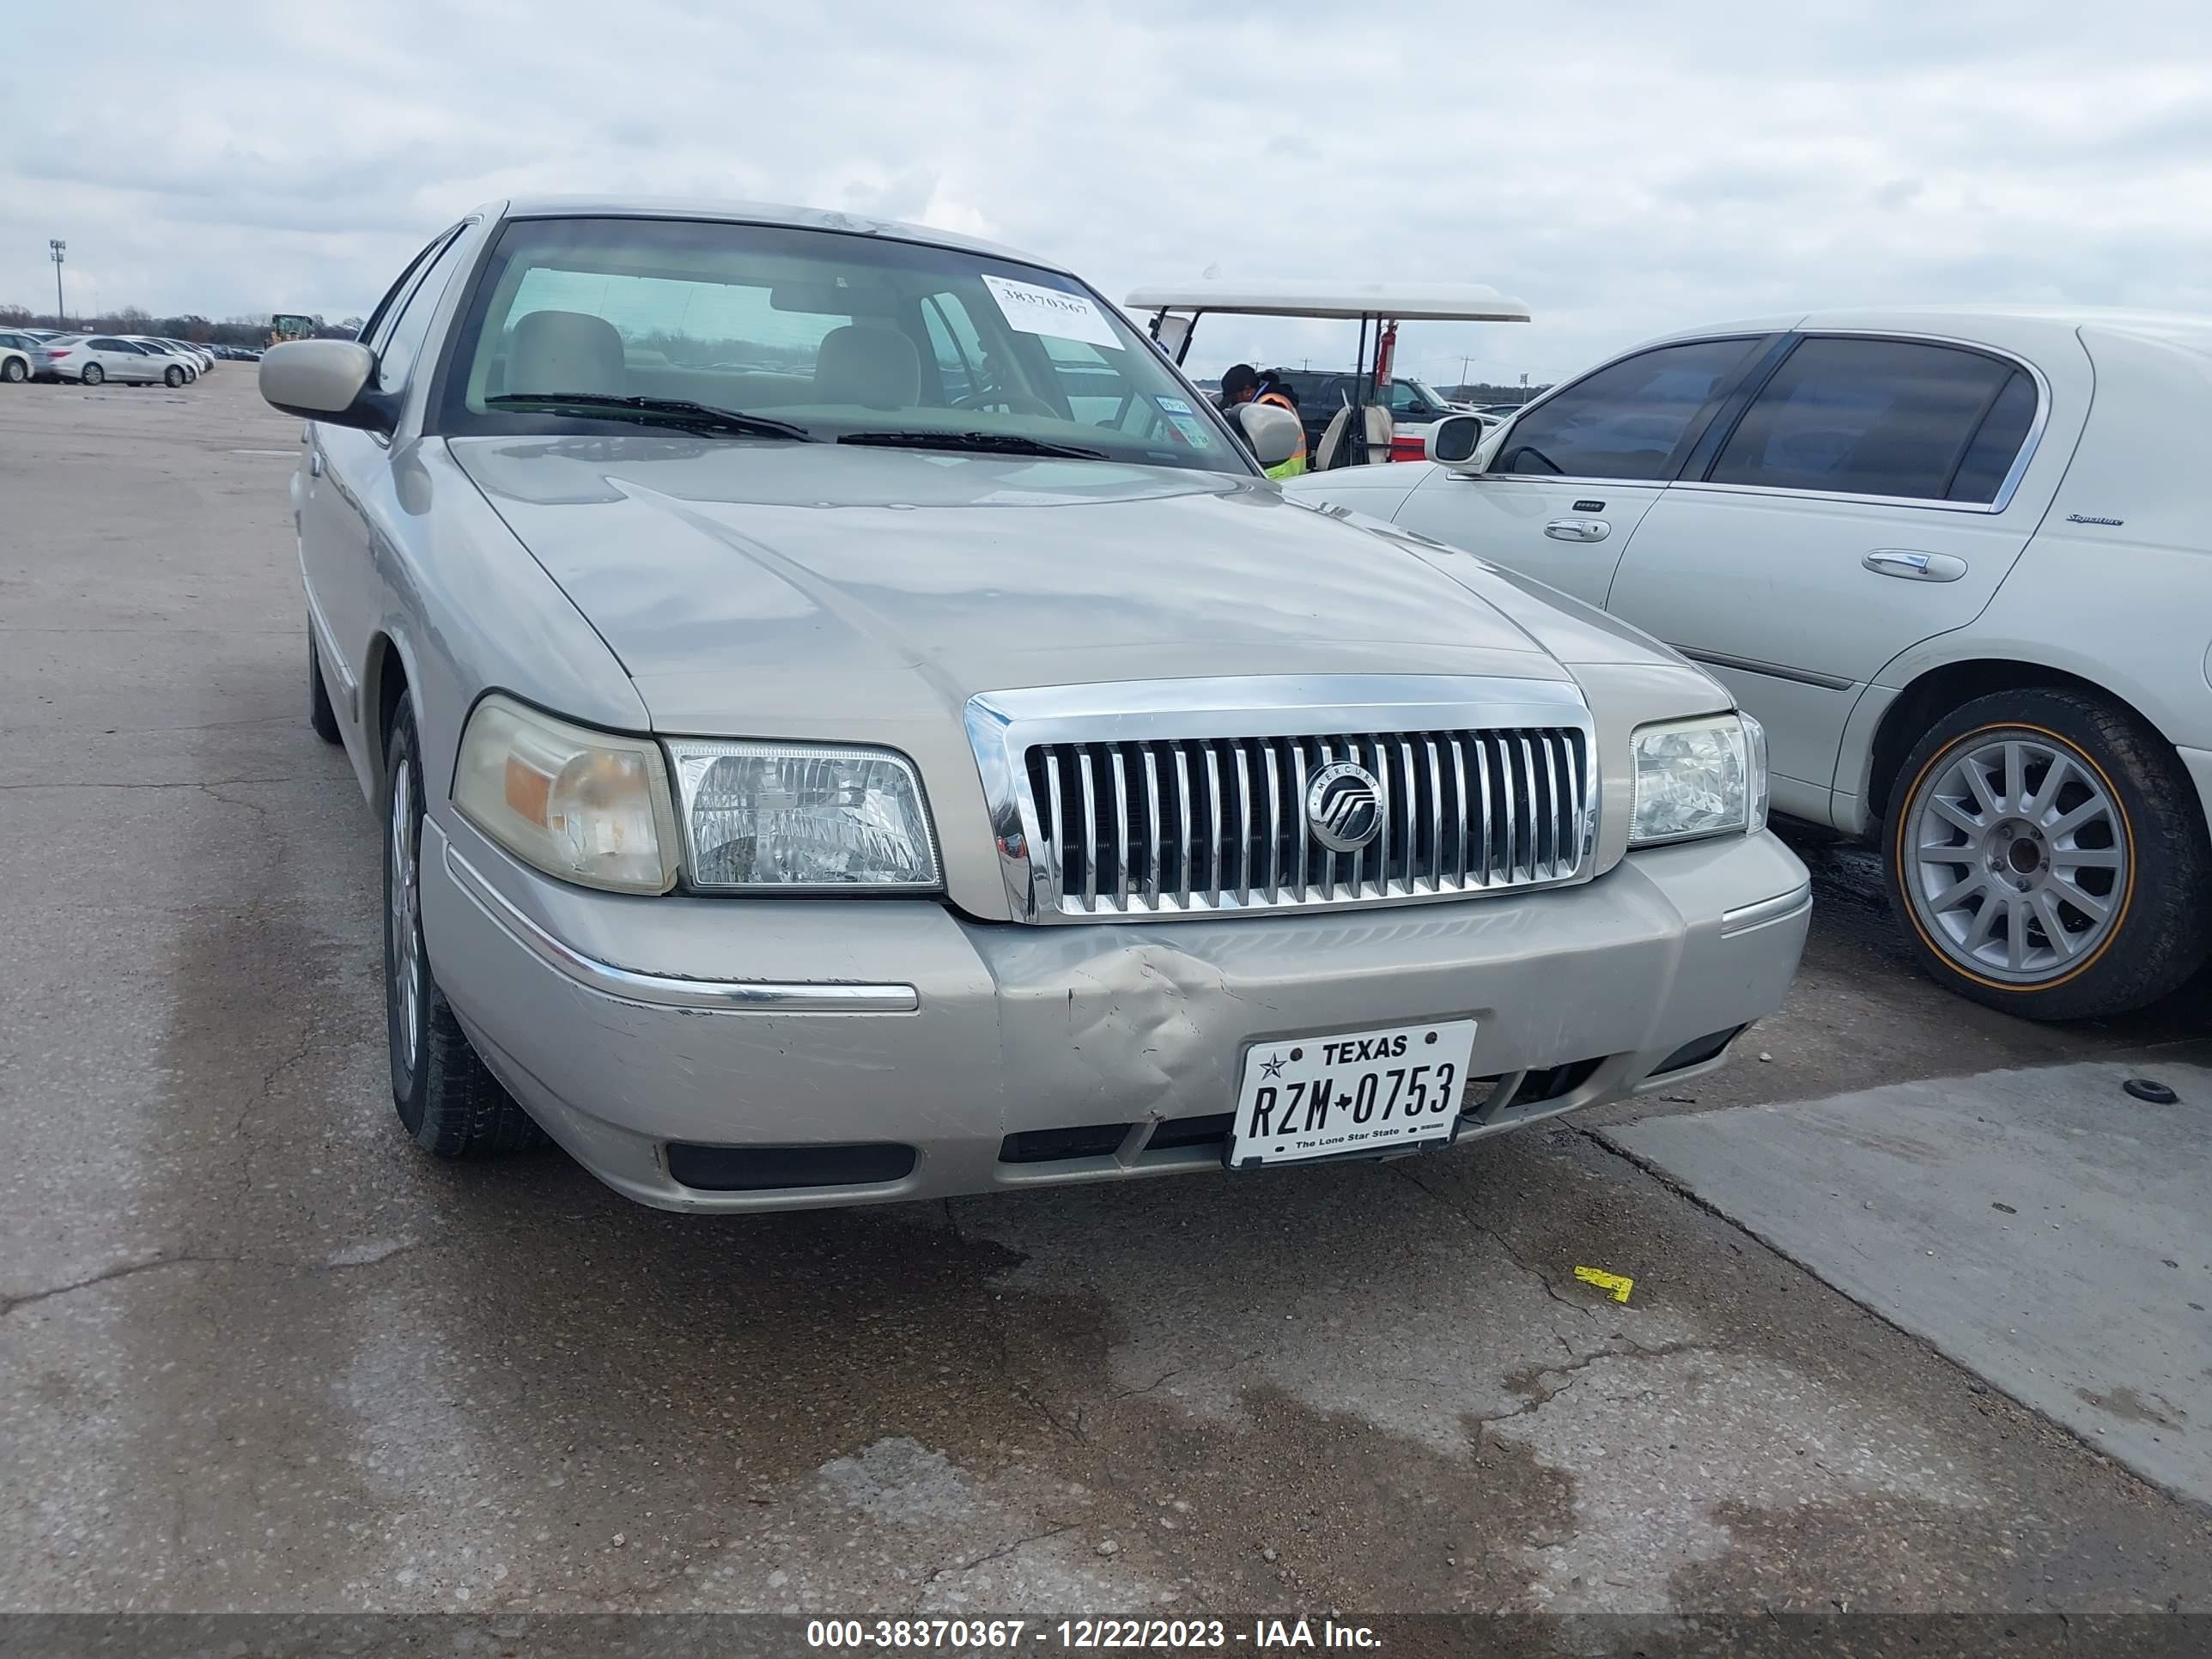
left=981, top=274, right=1121, bottom=349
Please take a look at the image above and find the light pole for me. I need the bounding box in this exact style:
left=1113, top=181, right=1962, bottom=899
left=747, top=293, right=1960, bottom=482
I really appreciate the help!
left=49, top=240, right=66, bottom=326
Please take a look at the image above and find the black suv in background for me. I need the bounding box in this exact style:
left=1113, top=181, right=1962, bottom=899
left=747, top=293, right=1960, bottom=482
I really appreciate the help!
left=1268, top=370, right=1473, bottom=456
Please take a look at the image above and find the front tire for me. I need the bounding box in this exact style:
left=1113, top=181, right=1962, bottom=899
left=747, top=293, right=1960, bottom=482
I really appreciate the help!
left=384, top=700, right=546, bottom=1157
left=2, top=357, right=24, bottom=383
left=165, top=365, right=185, bottom=387
left=81, top=363, right=103, bottom=386
left=1884, top=687, right=2209, bottom=1019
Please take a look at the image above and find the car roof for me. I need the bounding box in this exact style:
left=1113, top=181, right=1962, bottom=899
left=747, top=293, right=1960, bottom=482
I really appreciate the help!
left=483, top=195, right=1061, bottom=274
left=1635, top=305, right=2212, bottom=360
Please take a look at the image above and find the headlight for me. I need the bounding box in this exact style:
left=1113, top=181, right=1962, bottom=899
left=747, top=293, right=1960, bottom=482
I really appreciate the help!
left=1630, top=712, right=1768, bottom=847
left=665, top=740, right=940, bottom=890
left=453, top=696, right=679, bottom=893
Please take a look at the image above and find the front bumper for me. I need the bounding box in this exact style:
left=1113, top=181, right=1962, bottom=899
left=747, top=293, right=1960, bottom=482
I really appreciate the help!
left=420, top=813, right=1810, bottom=1212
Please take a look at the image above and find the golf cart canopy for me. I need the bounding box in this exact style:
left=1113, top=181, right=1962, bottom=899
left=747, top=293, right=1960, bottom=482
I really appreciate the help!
left=1125, top=280, right=1532, bottom=324
left=1128, top=279, right=1533, bottom=470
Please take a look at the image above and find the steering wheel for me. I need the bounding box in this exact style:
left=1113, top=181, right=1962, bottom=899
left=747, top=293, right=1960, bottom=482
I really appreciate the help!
left=952, top=388, right=1058, bottom=419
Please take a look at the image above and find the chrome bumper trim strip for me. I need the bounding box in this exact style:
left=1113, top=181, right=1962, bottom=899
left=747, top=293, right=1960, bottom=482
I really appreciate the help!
left=443, top=843, right=921, bottom=1014
left=1720, top=880, right=1814, bottom=938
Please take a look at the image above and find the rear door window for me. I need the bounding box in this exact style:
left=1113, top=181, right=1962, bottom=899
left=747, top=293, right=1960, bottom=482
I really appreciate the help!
left=1707, top=336, right=2034, bottom=503
left=1938, top=366, right=2037, bottom=504
left=1496, top=337, right=1759, bottom=480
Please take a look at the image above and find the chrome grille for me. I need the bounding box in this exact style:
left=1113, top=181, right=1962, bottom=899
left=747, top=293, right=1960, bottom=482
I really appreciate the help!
left=1022, top=727, right=1589, bottom=917
left=965, top=677, right=1598, bottom=924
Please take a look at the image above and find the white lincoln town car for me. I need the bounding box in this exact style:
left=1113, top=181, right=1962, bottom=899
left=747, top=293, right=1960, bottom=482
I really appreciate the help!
left=258, top=197, right=1811, bottom=1212
left=1293, top=308, right=2212, bottom=1020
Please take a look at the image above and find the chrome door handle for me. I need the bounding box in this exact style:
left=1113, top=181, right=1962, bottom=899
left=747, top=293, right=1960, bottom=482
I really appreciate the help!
left=1544, top=517, right=1610, bottom=543
left=309, top=452, right=324, bottom=478
left=1863, top=549, right=1966, bottom=582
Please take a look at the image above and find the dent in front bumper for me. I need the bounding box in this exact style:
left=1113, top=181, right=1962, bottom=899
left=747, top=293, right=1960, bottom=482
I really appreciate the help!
left=418, top=814, right=1810, bottom=1212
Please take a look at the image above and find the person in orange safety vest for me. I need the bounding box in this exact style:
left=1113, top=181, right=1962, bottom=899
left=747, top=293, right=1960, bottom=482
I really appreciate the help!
left=1218, top=362, right=1308, bottom=478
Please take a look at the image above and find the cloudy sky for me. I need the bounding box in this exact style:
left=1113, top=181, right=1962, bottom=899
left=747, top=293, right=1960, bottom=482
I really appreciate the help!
left=7, top=0, right=2209, bottom=383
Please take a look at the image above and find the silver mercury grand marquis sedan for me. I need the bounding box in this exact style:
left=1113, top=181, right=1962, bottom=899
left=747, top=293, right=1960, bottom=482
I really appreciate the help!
left=258, top=198, right=1812, bottom=1212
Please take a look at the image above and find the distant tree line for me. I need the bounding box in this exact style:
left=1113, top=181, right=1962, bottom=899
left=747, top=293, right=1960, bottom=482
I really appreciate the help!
left=0, top=303, right=365, bottom=345
left=622, top=329, right=818, bottom=369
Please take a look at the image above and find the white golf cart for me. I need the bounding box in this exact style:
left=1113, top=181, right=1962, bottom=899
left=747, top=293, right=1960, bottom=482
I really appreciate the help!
left=1127, top=279, right=1532, bottom=471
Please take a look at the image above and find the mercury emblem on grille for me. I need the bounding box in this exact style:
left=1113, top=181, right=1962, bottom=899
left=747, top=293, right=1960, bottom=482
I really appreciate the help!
left=1305, top=760, right=1384, bottom=852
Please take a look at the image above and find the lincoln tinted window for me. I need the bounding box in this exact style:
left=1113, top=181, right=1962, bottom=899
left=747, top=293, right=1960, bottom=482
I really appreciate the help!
left=1709, top=337, right=2031, bottom=502
left=1945, top=368, right=2038, bottom=504
left=1496, top=337, right=1757, bottom=480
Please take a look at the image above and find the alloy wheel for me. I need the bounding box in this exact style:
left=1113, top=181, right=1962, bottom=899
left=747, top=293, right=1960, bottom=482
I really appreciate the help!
left=1904, top=732, right=2128, bottom=984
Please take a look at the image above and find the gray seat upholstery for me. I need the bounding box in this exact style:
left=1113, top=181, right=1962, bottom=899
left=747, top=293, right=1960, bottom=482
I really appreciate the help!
left=1312, top=405, right=1352, bottom=471
left=812, top=325, right=920, bottom=410
left=506, top=310, right=627, bottom=398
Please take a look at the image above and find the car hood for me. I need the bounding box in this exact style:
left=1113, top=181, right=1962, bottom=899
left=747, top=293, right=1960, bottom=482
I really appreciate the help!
left=447, top=436, right=1581, bottom=732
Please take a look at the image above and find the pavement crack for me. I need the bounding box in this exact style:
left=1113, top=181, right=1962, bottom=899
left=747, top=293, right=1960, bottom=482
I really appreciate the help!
left=1392, top=1164, right=1595, bottom=1317
left=1, top=1255, right=230, bottom=1316
left=927, top=1521, right=1080, bottom=1583
left=3, top=1243, right=433, bottom=1316
left=1467, top=1340, right=1718, bottom=1454
left=980, top=1302, right=1088, bottom=1448
left=1468, top=1374, right=1585, bottom=1454
left=0, top=776, right=297, bottom=792
left=228, top=1036, right=330, bottom=1209
left=1111, top=1350, right=1263, bottom=1401
left=1510, top=1338, right=1711, bottom=1395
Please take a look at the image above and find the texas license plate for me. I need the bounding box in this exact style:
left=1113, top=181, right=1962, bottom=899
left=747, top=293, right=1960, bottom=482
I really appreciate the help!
left=1228, top=1019, right=1477, bottom=1167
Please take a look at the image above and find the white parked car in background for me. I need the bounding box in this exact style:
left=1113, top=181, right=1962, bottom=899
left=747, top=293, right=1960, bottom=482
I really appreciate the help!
left=32, top=334, right=193, bottom=386
left=125, top=337, right=199, bottom=381
left=1289, top=307, right=2212, bottom=1018
left=149, top=337, right=212, bottom=374
left=0, top=330, right=36, bottom=383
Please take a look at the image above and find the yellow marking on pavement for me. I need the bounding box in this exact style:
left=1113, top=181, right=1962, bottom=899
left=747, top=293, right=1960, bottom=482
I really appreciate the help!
left=1574, top=1266, right=1634, bottom=1304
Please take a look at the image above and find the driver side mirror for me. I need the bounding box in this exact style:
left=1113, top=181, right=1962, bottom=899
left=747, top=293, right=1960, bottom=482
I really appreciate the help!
left=1426, top=413, right=1488, bottom=471
left=1234, top=401, right=1304, bottom=470
left=259, top=340, right=395, bottom=434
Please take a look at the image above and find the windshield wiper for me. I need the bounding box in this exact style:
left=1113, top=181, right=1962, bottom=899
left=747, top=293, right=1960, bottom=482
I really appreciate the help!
left=838, top=429, right=1106, bottom=461
left=487, top=393, right=814, bottom=442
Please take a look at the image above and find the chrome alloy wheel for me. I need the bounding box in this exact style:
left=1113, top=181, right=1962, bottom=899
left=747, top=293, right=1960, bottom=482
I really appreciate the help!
left=1904, top=733, right=2129, bottom=984
left=388, top=756, right=422, bottom=1073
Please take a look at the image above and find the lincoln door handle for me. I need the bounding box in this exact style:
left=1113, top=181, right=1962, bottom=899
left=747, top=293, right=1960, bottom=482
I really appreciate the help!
left=1544, top=517, right=1610, bottom=543
left=1863, top=549, right=1966, bottom=582
left=309, top=452, right=324, bottom=478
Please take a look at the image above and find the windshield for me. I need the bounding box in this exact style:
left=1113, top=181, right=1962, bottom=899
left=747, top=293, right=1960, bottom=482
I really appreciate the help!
left=436, top=216, right=1249, bottom=475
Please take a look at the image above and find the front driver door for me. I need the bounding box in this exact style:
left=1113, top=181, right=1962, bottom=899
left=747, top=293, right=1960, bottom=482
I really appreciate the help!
left=1388, top=336, right=1773, bottom=609
left=298, top=226, right=466, bottom=757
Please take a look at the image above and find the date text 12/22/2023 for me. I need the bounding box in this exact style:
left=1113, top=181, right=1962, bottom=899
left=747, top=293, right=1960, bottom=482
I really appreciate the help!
left=805, top=1616, right=1382, bottom=1649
